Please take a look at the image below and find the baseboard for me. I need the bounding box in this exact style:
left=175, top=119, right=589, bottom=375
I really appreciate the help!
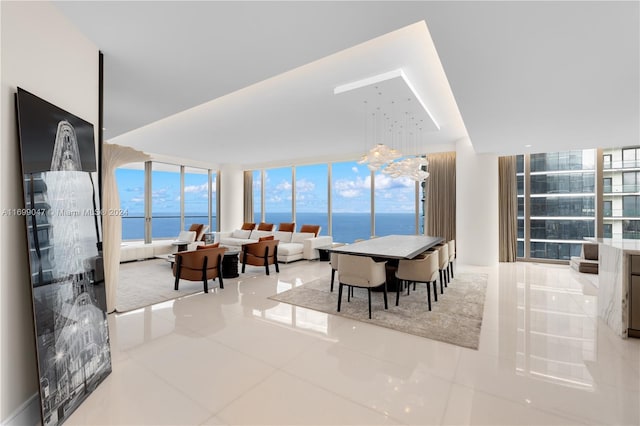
left=3, top=393, right=40, bottom=426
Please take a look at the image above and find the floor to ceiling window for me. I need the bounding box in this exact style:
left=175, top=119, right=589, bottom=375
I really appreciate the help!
left=295, top=164, right=328, bottom=234
left=264, top=167, right=293, bottom=225
left=517, top=149, right=596, bottom=261
left=331, top=161, right=372, bottom=242
left=603, top=146, right=640, bottom=239
left=253, top=170, right=262, bottom=224
left=151, top=163, right=181, bottom=238
left=374, top=171, right=417, bottom=236
left=184, top=167, right=211, bottom=231
left=115, top=163, right=145, bottom=241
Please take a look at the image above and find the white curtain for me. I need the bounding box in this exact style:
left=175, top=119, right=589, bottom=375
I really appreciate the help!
left=102, top=143, right=150, bottom=313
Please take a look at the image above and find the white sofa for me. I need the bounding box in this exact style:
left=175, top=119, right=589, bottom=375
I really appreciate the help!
left=275, top=231, right=332, bottom=262
left=216, top=229, right=332, bottom=262
left=120, top=230, right=204, bottom=263
left=216, top=229, right=275, bottom=248
left=120, top=240, right=174, bottom=262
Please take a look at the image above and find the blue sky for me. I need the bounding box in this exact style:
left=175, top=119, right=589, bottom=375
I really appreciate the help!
left=117, top=160, right=417, bottom=215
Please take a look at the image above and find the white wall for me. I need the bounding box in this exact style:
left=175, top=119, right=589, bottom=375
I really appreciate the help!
left=218, top=164, right=245, bottom=231
left=0, top=1, right=98, bottom=422
left=456, top=137, right=499, bottom=266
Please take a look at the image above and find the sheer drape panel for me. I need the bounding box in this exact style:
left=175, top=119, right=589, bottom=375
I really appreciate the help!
left=498, top=156, right=517, bottom=262
left=426, top=152, right=456, bottom=242
left=243, top=171, right=253, bottom=223
left=102, top=143, right=150, bottom=313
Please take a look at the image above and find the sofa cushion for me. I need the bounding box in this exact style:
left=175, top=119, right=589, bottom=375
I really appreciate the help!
left=275, top=231, right=293, bottom=243
left=278, top=242, right=303, bottom=256
left=188, top=223, right=204, bottom=240
left=249, top=230, right=273, bottom=239
left=300, top=224, right=320, bottom=236
left=232, top=229, right=252, bottom=239
left=291, top=232, right=315, bottom=244
left=259, top=235, right=274, bottom=241
left=278, top=222, right=296, bottom=232
left=177, top=230, right=197, bottom=242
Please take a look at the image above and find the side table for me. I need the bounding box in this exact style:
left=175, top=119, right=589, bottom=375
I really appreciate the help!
left=221, top=249, right=240, bottom=278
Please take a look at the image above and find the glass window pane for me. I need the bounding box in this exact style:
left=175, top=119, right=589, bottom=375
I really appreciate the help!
left=116, top=164, right=145, bottom=240
left=374, top=172, right=416, bottom=236
left=296, top=164, right=328, bottom=234
left=184, top=167, right=209, bottom=232
left=264, top=167, right=293, bottom=224
left=332, top=161, right=371, bottom=243
left=151, top=163, right=181, bottom=239
left=253, top=170, right=262, bottom=223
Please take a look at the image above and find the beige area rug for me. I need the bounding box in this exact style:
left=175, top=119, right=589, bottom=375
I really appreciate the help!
left=117, top=258, right=216, bottom=312
left=269, top=272, right=488, bottom=349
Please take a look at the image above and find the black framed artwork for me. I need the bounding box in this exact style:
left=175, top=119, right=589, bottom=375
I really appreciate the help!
left=15, top=87, right=111, bottom=426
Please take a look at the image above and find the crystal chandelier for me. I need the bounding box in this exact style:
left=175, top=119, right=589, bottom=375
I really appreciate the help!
left=357, top=143, right=402, bottom=171
left=382, top=156, right=430, bottom=181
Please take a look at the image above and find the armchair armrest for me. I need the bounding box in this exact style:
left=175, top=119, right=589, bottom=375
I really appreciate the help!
left=303, top=236, right=333, bottom=260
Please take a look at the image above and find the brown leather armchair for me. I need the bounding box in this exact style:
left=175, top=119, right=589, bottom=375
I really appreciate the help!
left=173, top=246, right=227, bottom=293
left=240, top=239, right=279, bottom=275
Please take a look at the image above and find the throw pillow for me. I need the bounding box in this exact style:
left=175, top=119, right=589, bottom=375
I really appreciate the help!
left=257, top=222, right=274, bottom=231
left=241, top=222, right=256, bottom=230
left=197, top=243, right=219, bottom=250
left=258, top=235, right=274, bottom=242
left=232, top=229, right=251, bottom=239
left=278, top=222, right=296, bottom=232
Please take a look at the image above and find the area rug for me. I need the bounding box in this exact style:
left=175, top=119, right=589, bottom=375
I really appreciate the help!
left=116, top=258, right=215, bottom=313
left=269, top=272, right=488, bottom=349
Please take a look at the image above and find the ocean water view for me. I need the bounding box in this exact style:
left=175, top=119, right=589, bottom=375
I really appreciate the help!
left=122, top=212, right=420, bottom=243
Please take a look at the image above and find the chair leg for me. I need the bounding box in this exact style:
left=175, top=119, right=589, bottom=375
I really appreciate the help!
left=445, top=268, right=449, bottom=287
left=427, top=281, right=432, bottom=311
left=440, top=270, right=445, bottom=294
left=174, top=257, right=182, bottom=290
left=331, top=269, right=336, bottom=292
left=217, top=254, right=224, bottom=289
left=337, top=283, right=343, bottom=312
left=432, top=280, right=438, bottom=302
left=449, top=261, right=454, bottom=279
left=347, top=285, right=351, bottom=302
left=202, top=256, right=209, bottom=293
left=274, top=246, right=280, bottom=273
left=396, top=279, right=401, bottom=306
left=367, top=288, right=372, bottom=319
left=383, top=282, right=388, bottom=310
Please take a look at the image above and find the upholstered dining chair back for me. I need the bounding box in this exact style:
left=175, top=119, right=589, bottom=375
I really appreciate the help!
left=337, top=254, right=388, bottom=319
left=173, top=246, right=227, bottom=293
left=240, top=239, right=280, bottom=275
left=329, top=243, right=345, bottom=292
left=396, top=251, right=439, bottom=310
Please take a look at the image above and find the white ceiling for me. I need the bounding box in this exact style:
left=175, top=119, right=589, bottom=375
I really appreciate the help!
left=54, top=1, right=639, bottom=169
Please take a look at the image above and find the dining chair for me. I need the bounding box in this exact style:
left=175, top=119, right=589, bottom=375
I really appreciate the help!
left=337, top=254, right=388, bottom=319
left=173, top=246, right=227, bottom=293
left=427, top=243, right=449, bottom=294
left=329, top=243, right=345, bottom=292
left=447, top=239, right=456, bottom=279
left=395, top=251, right=439, bottom=310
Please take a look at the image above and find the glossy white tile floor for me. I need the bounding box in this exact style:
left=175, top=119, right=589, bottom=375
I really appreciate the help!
left=67, top=260, right=640, bottom=425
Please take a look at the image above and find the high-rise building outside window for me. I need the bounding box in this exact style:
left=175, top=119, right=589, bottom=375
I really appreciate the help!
left=517, top=149, right=596, bottom=261
left=603, top=146, right=640, bottom=238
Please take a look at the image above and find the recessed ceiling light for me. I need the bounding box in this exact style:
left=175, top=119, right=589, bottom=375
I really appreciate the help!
left=525, top=144, right=532, bottom=148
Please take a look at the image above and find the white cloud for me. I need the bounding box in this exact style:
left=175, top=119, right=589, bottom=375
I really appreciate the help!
left=184, top=183, right=208, bottom=193
left=374, top=174, right=413, bottom=190
left=276, top=180, right=292, bottom=191
left=334, top=176, right=370, bottom=198
left=296, top=178, right=315, bottom=193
